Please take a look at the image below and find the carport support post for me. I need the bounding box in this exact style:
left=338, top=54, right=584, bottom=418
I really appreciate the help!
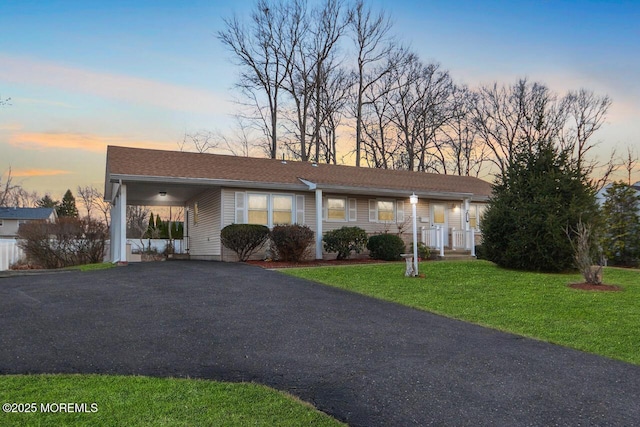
left=117, top=184, right=127, bottom=263
left=111, top=183, right=127, bottom=264
left=315, top=188, right=323, bottom=259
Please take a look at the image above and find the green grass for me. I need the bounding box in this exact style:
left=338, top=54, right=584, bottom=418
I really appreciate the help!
left=64, top=263, right=116, bottom=272
left=283, top=260, right=640, bottom=365
left=0, top=375, right=344, bottom=427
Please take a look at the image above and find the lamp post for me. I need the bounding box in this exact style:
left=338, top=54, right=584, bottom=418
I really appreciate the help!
left=410, top=193, right=419, bottom=277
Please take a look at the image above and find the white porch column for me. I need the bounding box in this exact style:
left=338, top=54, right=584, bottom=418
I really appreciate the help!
left=110, top=204, right=118, bottom=262
left=315, top=188, right=323, bottom=259
left=117, top=184, right=127, bottom=263
left=463, top=197, right=471, bottom=250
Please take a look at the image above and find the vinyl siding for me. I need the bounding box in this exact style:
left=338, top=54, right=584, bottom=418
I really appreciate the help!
left=186, top=188, right=222, bottom=260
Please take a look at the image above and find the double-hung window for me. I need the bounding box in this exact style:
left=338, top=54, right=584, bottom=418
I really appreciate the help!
left=237, top=192, right=299, bottom=227
left=247, top=194, right=269, bottom=225
left=368, top=199, right=405, bottom=223
left=327, top=197, right=347, bottom=221
left=468, top=205, right=485, bottom=229
left=272, top=195, right=293, bottom=225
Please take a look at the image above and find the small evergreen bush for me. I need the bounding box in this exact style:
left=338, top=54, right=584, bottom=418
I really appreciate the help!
left=323, top=226, right=368, bottom=260
left=367, top=234, right=405, bottom=261
left=271, top=224, right=315, bottom=262
left=409, top=241, right=430, bottom=259
left=220, top=224, right=270, bottom=261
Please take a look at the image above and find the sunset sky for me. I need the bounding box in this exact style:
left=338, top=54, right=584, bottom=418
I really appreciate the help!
left=1, top=0, right=639, bottom=200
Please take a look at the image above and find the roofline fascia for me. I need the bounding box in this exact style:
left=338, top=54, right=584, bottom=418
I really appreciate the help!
left=108, top=174, right=309, bottom=192
left=108, top=174, right=490, bottom=201
left=310, top=183, right=489, bottom=201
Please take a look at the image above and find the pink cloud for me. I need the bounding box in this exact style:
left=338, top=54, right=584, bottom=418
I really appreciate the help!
left=9, top=131, right=173, bottom=152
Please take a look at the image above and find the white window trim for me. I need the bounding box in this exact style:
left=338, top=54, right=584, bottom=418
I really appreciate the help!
left=325, top=196, right=348, bottom=223
left=367, top=199, right=407, bottom=223
left=271, top=193, right=295, bottom=226
left=237, top=191, right=299, bottom=228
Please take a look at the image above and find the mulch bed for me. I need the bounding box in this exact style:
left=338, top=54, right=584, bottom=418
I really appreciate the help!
left=246, top=258, right=390, bottom=269
left=568, top=283, right=623, bottom=292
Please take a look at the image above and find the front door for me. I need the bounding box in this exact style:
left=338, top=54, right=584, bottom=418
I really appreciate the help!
left=431, top=203, right=449, bottom=247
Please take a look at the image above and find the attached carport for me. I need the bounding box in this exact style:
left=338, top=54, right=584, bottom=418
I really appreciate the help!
left=105, top=179, right=207, bottom=263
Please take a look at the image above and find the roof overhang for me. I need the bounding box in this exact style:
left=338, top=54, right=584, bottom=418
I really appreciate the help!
left=105, top=173, right=490, bottom=206
left=298, top=179, right=489, bottom=202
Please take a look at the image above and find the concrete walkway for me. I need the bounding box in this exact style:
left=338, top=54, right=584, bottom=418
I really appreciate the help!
left=1, top=261, right=639, bottom=426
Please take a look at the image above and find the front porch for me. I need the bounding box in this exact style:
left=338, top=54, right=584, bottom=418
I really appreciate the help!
left=421, top=225, right=480, bottom=260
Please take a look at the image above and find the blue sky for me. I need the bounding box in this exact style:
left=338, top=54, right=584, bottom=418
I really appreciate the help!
left=1, top=0, right=638, bottom=198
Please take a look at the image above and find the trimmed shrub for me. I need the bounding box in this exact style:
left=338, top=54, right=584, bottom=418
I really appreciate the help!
left=271, top=224, right=315, bottom=262
left=220, top=224, right=270, bottom=261
left=323, top=226, right=368, bottom=260
left=409, top=241, right=430, bottom=260
left=367, top=233, right=405, bottom=261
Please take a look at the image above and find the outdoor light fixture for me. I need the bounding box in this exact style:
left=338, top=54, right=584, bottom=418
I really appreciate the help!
left=410, top=193, right=419, bottom=276
left=159, top=191, right=167, bottom=197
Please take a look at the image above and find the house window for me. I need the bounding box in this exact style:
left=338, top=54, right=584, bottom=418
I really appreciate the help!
left=242, top=193, right=295, bottom=227
left=248, top=194, right=269, bottom=225
left=377, top=200, right=395, bottom=222
left=369, top=199, right=404, bottom=223
left=433, top=204, right=445, bottom=224
left=272, top=195, right=293, bottom=225
left=327, top=197, right=347, bottom=221
left=468, top=205, right=485, bottom=229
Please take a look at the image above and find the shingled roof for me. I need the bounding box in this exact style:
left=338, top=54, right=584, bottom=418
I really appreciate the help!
left=105, top=146, right=493, bottom=199
left=0, top=207, right=55, bottom=220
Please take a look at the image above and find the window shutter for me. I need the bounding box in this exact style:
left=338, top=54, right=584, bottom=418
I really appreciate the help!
left=296, top=195, right=305, bottom=224
left=369, top=199, right=377, bottom=222
left=235, top=192, right=246, bottom=223
left=348, top=198, right=357, bottom=222
left=396, top=200, right=405, bottom=223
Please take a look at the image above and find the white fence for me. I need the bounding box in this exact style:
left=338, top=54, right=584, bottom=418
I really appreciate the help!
left=0, top=239, right=25, bottom=271
left=127, top=239, right=185, bottom=254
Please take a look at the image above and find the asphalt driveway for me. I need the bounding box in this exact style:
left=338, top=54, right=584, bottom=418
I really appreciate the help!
left=1, top=261, right=639, bottom=426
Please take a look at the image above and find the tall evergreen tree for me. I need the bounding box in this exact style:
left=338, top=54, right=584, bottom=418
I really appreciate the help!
left=481, top=140, right=598, bottom=272
left=147, top=212, right=155, bottom=237
left=601, top=182, right=640, bottom=267
left=57, top=190, right=78, bottom=217
left=37, top=194, right=59, bottom=210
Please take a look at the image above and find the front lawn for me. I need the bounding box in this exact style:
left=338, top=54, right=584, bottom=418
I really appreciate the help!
left=0, top=375, right=343, bottom=426
left=283, top=260, right=640, bottom=365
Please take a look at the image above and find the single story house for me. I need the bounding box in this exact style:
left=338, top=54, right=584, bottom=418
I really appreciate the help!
left=0, top=207, right=57, bottom=238
left=104, top=146, right=493, bottom=263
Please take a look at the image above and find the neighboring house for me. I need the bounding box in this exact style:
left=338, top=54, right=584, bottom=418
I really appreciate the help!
left=0, top=207, right=57, bottom=238
left=596, top=182, right=640, bottom=213
left=104, top=146, right=493, bottom=263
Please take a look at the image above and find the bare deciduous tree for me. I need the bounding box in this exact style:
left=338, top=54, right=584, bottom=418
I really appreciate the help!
left=349, top=0, right=396, bottom=167
left=178, top=130, right=219, bottom=153
left=622, top=145, right=639, bottom=185
left=472, top=79, right=566, bottom=175
left=77, top=185, right=103, bottom=220
left=218, top=0, right=302, bottom=159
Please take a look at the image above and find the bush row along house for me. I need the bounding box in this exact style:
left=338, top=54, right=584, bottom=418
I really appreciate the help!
left=104, top=146, right=492, bottom=262
left=0, top=207, right=57, bottom=238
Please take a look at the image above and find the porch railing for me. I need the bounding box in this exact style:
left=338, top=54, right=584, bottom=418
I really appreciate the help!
left=421, top=226, right=445, bottom=257
left=421, top=227, right=476, bottom=257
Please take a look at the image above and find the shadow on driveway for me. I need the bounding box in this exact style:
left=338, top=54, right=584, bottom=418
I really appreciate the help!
left=1, top=261, right=639, bottom=426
